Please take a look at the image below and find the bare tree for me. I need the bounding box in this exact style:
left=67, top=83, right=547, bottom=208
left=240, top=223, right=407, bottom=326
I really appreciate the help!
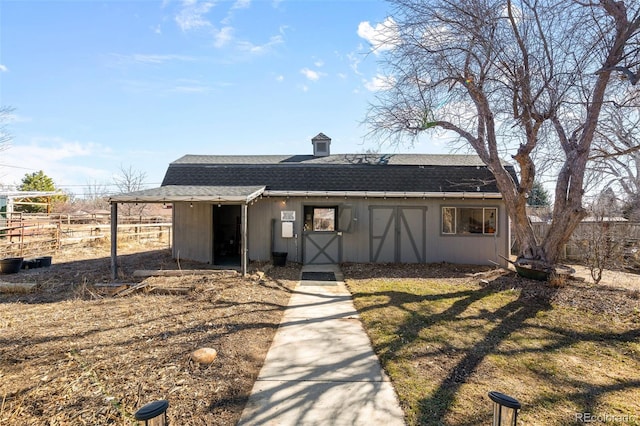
left=113, top=164, right=148, bottom=217
left=591, top=104, right=640, bottom=220
left=366, top=0, right=640, bottom=268
left=83, top=181, right=111, bottom=211
left=0, top=106, right=14, bottom=151
left=574, top=204, right=628, bottom=284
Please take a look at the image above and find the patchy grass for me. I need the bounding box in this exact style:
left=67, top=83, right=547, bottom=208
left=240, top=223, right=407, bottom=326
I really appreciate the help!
left=344, top=264, right=640, bottom=426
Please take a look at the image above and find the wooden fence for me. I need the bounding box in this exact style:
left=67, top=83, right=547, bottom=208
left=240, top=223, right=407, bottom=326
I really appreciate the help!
left=525, top=221, right=640, bottom=264
left=0, top=212, right=172, bottom=258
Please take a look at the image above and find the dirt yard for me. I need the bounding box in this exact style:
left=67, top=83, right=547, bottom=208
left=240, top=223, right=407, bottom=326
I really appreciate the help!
left=0, top=241, right=301, bottom=425
left=1, top=241, right=638, bottom=425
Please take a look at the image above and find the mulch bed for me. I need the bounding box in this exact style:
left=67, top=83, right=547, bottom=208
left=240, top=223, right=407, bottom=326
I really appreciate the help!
left=0, top=243, right=301, bottom=425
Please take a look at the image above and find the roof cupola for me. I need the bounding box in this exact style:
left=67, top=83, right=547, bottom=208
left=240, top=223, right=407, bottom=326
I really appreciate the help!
left=311, top=133, right=331, bottom=157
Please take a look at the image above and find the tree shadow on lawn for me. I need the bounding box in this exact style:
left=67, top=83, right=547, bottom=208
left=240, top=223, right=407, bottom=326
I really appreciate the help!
left=346, top=268, right=640, bottom=425
left=342, top=262, right=489, bottom=280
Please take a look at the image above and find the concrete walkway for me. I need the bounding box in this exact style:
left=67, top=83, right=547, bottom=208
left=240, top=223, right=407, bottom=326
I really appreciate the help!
left=237, top=265, right=406, bottom=426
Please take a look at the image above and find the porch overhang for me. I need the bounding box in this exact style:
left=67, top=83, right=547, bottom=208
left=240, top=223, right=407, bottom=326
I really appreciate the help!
left=108, top=185, right=266, bottom=204
left=108, top=186, right=263, bottom=280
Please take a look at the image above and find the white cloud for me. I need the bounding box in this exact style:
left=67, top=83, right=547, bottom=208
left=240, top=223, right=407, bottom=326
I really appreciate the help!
left=357, top=17, right=398, bottom=54
left=0, top=64, right=8, bottom=72
left=171, top=78, right=214, bottom=93
left=221, top=0, right=250, bottom=25
left=0, top=138, right=113, bottom=188
left=4, top=113, right=31, bottom=123
left=106, top=53, right=198, bottom=68
left=276, top=75, right=284, bottom=82
left=363, top=74, right=396, bottom=91
left=214, top=26, right=234, bottom=48
left=172, top=85, right=211, bottom=93
left=118, top=77, right=219, bottom=95
left=232, top=0, right=251, bottom=9
left=130, top=53, right=196, bottom=64
left=175, top=0, right=215, bottom=31
left=421, top=24, right=455, bottom=50
left=300, top=68, right=324, bottom=81
left=314, top=60, right=324, bottom=67
left=347, top=52, right=362, bottom=76
left=237, top=34, right=283, bottom=55
left=501, top=4, right=523, bottom=22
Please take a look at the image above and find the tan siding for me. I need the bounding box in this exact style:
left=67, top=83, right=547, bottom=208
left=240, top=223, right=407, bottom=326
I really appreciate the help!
left=172, top=197, right=510, bottom=267
left=173, top=202, right=212, bottom=263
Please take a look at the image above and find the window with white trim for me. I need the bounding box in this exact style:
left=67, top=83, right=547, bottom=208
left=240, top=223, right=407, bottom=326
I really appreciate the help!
left=442, top=207, right=497, bottom=235
left=304, top=206, right=338, bottom=231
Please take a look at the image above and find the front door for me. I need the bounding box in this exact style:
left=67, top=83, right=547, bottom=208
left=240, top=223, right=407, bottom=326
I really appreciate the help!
left=302, top=205, right=341, bottom=264
left=304, top=232, right=341, bottom=264
left=213, top=204, right=241, bottom=266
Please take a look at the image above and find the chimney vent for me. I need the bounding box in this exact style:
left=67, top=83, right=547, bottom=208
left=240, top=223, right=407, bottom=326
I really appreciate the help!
left=311, top=133, right=331, bottom=157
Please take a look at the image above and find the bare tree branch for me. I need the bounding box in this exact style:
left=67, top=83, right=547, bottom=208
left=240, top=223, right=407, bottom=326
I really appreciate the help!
left=366, top=0, right=640, bottom=265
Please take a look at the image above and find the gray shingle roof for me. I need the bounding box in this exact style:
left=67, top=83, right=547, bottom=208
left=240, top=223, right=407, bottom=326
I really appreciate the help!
left=171, top=153, right=494, bottom=166
left=162, top=154, right=518, bottom=194
left=109, top=185, right=265, bottom=203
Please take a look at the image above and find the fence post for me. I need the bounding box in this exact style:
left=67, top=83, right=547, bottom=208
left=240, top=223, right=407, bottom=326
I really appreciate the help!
left=111, top=203, right=118, bottom=280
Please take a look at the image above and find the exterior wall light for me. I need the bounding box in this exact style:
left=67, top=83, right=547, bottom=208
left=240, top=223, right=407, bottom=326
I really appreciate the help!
left=134, top=399, right=169, bottom=425
left=488, top=391, right=521, bottom=426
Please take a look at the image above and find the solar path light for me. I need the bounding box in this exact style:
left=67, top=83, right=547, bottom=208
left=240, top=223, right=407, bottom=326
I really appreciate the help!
left=488, top=391, right=521, bottom=426
left=134, top=399, right=169, bottom=426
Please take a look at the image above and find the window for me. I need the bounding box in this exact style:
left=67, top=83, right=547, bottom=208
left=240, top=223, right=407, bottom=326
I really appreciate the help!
left=304, top=206, right=338, bottom=231
left=442, top=207, right=497, bottom=235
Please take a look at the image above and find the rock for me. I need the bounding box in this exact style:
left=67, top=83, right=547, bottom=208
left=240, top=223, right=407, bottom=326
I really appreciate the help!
left=191, top=348, right=217, bottom=364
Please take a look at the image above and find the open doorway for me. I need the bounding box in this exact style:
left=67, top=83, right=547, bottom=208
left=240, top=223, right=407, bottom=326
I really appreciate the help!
left=213, top=204, right=241, bottom=266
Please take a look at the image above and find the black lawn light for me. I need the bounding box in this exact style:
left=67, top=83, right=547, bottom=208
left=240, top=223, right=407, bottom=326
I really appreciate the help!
left=488, top=391, right=521, bottom=426
left=134, top=399, right=169, bottom=426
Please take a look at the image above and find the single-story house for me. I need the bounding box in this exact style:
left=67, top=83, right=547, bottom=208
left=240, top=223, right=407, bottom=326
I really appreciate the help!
left=108, top=133, right=518, bottom=277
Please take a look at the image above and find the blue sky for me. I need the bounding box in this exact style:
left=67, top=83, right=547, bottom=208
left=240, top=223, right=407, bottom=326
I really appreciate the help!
left=0, top=0, right=448, bottom=197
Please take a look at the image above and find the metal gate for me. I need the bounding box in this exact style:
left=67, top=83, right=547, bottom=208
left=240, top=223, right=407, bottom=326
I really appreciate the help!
left=369, top=206, right=427, bottom=263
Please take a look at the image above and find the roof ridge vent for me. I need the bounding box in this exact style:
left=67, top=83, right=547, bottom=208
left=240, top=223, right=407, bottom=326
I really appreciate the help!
left=311, top=133, right=331, bottom=157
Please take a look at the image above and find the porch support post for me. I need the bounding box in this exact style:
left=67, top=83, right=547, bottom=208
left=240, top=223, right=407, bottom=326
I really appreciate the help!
left=111, top=202, right=118, bottom=280
left=241, top=202, right=248, bottom=277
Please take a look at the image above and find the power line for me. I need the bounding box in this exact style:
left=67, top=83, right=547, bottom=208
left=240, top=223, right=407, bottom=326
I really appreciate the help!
left=0, top=163, right=38, bottom=170
left=54, top=182, right=163, bottom=188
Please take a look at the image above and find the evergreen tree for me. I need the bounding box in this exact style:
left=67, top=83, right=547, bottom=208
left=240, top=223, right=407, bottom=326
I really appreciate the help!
left=17, top=171, right=65, bottom=213
left=527, top=182, right=551, bottom=207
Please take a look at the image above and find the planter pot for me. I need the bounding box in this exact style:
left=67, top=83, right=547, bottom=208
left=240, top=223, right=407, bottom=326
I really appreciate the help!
left=36, top=256, right=52, bottom=267
left=1, top=257, right=24, bottom=274
left=22, top=259, right=39, bottom=270
left=272, top=252, right=287, bottom=267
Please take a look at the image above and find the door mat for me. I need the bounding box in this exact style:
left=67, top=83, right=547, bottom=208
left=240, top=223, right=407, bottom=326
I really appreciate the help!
left=301, top=272, right=337, bottom=281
